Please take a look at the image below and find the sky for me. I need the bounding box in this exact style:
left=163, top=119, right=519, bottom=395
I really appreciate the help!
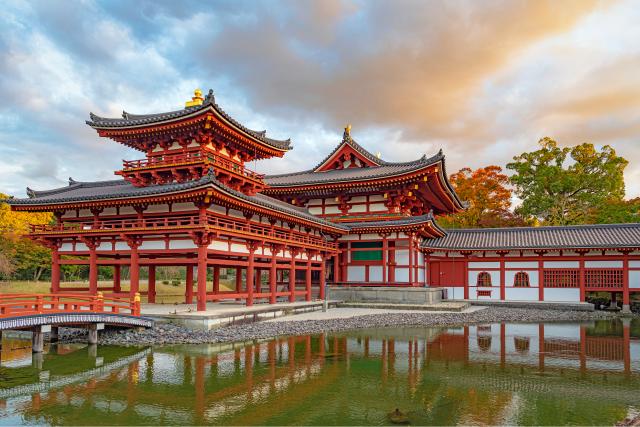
left=1, top=0, right=640, bottom=199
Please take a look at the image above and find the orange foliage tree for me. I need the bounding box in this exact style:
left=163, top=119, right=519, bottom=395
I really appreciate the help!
left=437, top=166, right=528, bottom=229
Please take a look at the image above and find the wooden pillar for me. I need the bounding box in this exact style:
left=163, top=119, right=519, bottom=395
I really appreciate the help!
left=269, top=246, right=278, bottom=304
left=381, top=234, right=388, bottom=283
left=185, top=266, right=194, bottom=304
left=197, top=243, right=207, bottom=312
left=289, top=249, right=297, bottom=303
left=129, top=244, right=140, bottom=297
left=148, top=265, right=156, bottom=304
left=305, top=256, right=312, bottom=302
left=408, top=234, right=414, bottom=285
left=341, top=244, right=348, bottom=283
left=579, top=252, right=586, bottom=302
left=463, top=253, right=469, bottom=300
left=213, top=266, right=220, bottom=294
left=88, top=244, right=98, bottom=295
left=235, top=267, right=242, bottom=293
left=51, top=246, right=61, bottom=293
left=537, top=252, right=544, bottom=301
left=320, top=255, right=326, bottom=300
left=246, top=244, right=256, bottom=307
left=499, top=252, right=506, bottom=301
left=114, top=264, right=121, bottom=293
left=622, top=251, right=631, bottom=313
left=333, top=253, right=339, bottom=284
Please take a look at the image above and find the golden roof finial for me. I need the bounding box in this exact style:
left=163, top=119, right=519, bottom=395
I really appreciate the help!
left=345, top=124, right=352, bottom=136
left=186, top=88, right=204, bottom=107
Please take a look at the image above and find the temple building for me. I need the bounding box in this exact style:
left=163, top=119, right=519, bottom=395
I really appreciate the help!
left=6, top=89, right=640, bottom=312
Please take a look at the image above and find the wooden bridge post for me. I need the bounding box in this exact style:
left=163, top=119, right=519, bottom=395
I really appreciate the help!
left=87, top=323, right=104, bottom=345
left=32, top=325, right=50, bottom=353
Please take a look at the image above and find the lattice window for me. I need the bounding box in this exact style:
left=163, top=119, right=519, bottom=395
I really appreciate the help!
left=514, top=272, right=530, bottom=287
left=476, top=272, right=492, bottom=287
left=585, top=269, right=623, bottom=289
left=543, top=269, right=579, bottom=288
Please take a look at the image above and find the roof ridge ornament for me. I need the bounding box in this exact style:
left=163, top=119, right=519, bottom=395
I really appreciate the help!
left=204, top=89, right=215, bottom=104
left=343, top=124, right=352, bottom=142
left=26, top=187, right=35, bottom=198
left=185, top=89, right=204, bottom=108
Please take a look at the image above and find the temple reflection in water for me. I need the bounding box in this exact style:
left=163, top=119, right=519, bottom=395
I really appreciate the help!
left=1, top=320, right=639, bottom=426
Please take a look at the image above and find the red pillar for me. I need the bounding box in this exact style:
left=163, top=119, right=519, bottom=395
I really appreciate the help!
left=235, top=267, right=242, bottom=293
left=88, top=244, right=98, bottom=295
left=114, top=264, right=121, bottom=294
left=129, top=244, right=140, bottom=297
left=499, top=252, right=506, bottom=301
left=269, top=246, right=278, bottom=304
left=332, top=253, right=339, bottom=284
left=579, top=252, right=586, bottom=302
left=51, top=246, right=60, bottom=293
left=213, top=266, right=220, bottom=294
left=305, top=256, right=312, bottom=302
left=622, top=251, right=631, bottom=313
left=246, top=247, right=255, bottom=307
left=320, top=255, right=326, bottom=300
left=381, top=234, right=388, bottom=283
left=463, top=253, right=469, bottom=300
left=289, top=249, right=297, bottom=303
left=148, top=265, right=156, bottom=304
left=185, top=266, right=194, bottom=304
left=197, top=244, right=207, bottom=311
left=408, top=234, right=414, bottom=285
left=537, top=252, right=544, bottom=301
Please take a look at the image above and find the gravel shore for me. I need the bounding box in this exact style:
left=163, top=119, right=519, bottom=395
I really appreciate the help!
left=59, top=307, right=628, bottom=347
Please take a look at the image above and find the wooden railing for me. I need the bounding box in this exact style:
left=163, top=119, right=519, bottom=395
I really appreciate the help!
left=30, top=214, right=338, bottom=250
left=121, top=152, right=264, bottom=180
left=0, top=293, right=141, bottom=318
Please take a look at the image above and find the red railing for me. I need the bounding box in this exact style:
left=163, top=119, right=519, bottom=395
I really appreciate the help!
left=121, top=152, right=264, bottom=180
left=30, top=214, right=338, bottom=250
left=0, top=293, right=141, bottom=318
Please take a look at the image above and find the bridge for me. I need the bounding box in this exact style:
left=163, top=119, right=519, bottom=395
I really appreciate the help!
left=0, top=293, right=153, bottom=352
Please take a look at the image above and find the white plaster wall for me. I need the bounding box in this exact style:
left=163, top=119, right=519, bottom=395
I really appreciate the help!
left=228, top=209, right=244, bottom=219
left=78, top=209, right=92, bottom=218
left=308, top=207, right=322, bottom=215
left=60, top=243, right=74, bottom=252
left=62, top=210, right=76, bottom=219
left=115, top=242, right=130, bottom=251
left=230, top=243, right=248, bottom=253
left=544, top=288, right=580, bottom=302
left=417, top=268, right=425, bottom=284
left=146, top=204, right=169, bottom=213
left=358, top=233, right=381, bottom=240
left=324, top=206, right=341, bottom=214
left=369, top=266, right=383, bottom=282
left=468, top=270, right=500, bottom=286
left=120, top=206, right=136, bottom=215
left=169, top=240, right=197, bottom=249
left=505, top=270, right=539, bottom=287
left=630, top=271, right=640, bottom=288
left=505, top=261, right=537, bottom=269
left=395, top=268, right=409, bottom=282
left=209, top=241, right=228, bottom=251
left=102, top=207, right=117, bottom=216
left=96, top=242, right=112, bottom=251
left=369, top=194, right=385, bottom=202
left=469, top=262, right=500, bottom=269
left=630, top=261, right=640, bottom=268
left=417, top=252, right=424, bottom=265
left=75, top=243, right=89, bottom=252
left=208, top=204, right=226, bottom=214
left=347, top=266, right=366, bottom=282
left=395, top=250, right=409, bottom=265
left=369, top=203, right=387, bottom=212
left=308, top=198, right=323, bottom=205
left=544, top=261, right=579, bottom=268
left=351, top=196, right=366, bottom=203
left=140, top=241, right=165, bottom=250
left=349, top=204, right=367, bottom=213
left=585, top=260, right=623, bottom=268
left=505, top=288, right=539, bottom=301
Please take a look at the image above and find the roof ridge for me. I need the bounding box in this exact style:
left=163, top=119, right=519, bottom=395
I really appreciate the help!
left=444, top=223, right=640, bottom=232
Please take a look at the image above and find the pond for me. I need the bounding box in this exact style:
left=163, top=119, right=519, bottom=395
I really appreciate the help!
left=1, top=319, right=639, bottom=425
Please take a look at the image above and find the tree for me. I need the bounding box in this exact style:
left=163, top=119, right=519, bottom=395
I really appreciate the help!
left=588, top=197, right=640, bottom=224
left=437, top=166, right=527, bottom=228
left=507, top=138, right=628, bottom=225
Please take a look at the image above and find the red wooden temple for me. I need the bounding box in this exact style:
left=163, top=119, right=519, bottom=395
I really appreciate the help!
left=7, top=89, right=640, bottom=311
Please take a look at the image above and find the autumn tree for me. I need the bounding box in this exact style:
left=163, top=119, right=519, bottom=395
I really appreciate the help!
left=438, top=166, right=526, bottom=228
left=507, top=138, right=628, bottom=225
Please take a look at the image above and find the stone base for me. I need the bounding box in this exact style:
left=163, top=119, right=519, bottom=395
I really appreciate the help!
left=328, top=286, right=443, bottom=305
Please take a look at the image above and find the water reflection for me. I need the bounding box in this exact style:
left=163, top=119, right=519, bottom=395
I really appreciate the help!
left=1, top=319, right=639, bottom=426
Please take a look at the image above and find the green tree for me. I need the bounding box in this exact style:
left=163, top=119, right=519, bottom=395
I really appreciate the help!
left=588, top=197, right=640, bottom=224
left=507, top=138, right=628, bottom=225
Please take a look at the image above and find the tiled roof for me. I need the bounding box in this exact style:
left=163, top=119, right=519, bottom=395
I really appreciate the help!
left=342, top=213, right=445, bottom=235
left=86, top=89, right=291, bottom=150
left=313, top=130, right=388, bottom=170
left=423, top=223, right=640, bottom=250
left=265, top=152, right=444, bottom=186
left=5, top=171, right=347, bottom=231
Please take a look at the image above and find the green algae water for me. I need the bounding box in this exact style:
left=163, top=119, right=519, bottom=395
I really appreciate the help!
left=1, top=319, right=639, bottom=426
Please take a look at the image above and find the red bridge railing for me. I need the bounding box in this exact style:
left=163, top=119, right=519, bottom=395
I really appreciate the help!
left=0, top=293, right=141, bottom=318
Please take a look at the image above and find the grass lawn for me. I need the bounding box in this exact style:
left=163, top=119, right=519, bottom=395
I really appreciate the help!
left=0, top=279, right=234, bottom=304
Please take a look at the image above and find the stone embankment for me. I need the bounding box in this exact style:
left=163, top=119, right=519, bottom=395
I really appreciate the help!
left=60, top=307, right=623, bottom=346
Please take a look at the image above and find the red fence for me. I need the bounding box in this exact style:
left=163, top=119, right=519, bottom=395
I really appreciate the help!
left=30, top=214, right=338, bottom=250
left=0, top=293, right=141, bottom=318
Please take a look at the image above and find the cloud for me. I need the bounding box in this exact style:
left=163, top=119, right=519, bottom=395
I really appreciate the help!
left=1, top=0, right=639, bottom=200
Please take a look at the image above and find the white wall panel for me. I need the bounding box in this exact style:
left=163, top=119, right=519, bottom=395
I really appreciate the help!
left=230, top=243, right=248, bottom=253
left=140, top=241, right=165, bottom=250
left=505, top=288, right=538, bottom=301
left=115, top=242, right=129, bottom=251
left=347, top=266, right=366, bottom=282
left=119, top=206, right=136, bottom=215
left=369, top=203, right=387, bottom=212
left=585, top=260, right=623, bottom=268
left=544, top=261, right=579, bottom=268
left=96, top=242, right=112, bottom=251
left=629, top=261, right=640, bottom=268
left=170, top=240, right=197, bottom=249
left=75, top=243, right=89, bottom=251
left=395, top=250, right=410, bottom=265
left=505, top=261, right=537, bottom=269
left=544, top=288, right=580, bottom=302
left=324, top=206, right=341, bottom=214
left=394, top=268, right=409, bottom=282
left=308, top=207, right=322, bottom=215
left=60, top=243, right=74, bottom=252
left=209, top=241, right=228, bottom=251
left=469, top=262, right=500, bottom=269
left=630, top=271, right=640, bottom=288
left=350, top=204, right=366, bottom=213
left=146, top=204, right=169, bottom=213
left=368, top=266, right=383, bottom=282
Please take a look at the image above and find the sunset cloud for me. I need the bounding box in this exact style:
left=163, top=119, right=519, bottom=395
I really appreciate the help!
left=1, top=0, right=639, bottom=198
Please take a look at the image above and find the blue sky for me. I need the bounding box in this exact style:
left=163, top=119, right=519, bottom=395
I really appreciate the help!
left=1, top=0, right=640, bottom=198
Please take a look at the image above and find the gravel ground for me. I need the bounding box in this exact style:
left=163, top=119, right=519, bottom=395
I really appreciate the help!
left=56, top=307, right=632, bottom=347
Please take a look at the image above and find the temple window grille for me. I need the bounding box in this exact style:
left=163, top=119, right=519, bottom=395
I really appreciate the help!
left=543, top=269, right=579, bottom=288
left=514, top=271, right=530, bottom=287
left=476, top=272, right=492, bottom=287
left=585, top=269, right=623, bottom=289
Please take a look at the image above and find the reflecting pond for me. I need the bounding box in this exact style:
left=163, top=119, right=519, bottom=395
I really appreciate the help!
left=1, top=319, right=640, bottom=425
